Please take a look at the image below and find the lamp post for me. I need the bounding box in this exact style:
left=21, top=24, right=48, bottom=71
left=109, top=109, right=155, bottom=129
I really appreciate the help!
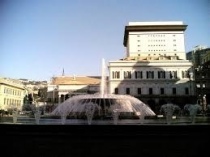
left=196, top=65, right=206, bottom=114
left=203, top=94, right=207, bottom=114
left=189, top=71, right=193, bottom=96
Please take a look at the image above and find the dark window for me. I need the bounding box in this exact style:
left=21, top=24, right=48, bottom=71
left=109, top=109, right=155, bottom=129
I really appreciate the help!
left=135, top=71, right=143, bottom=79
left=137, top=88, right=141, bottom=95
left=170, top=71, right=177, bottom=79
left=149, top=88, right=153, bottom=95
left=112, top=71, right=120, bottom=79
left=126, top=88, right=130, bottom=94
left=114, top=88, right=118, bottom=94
left=160, top=88, right=164, bottom=94
left=158, top=71, right=165, bottom=79
left=172, top=88, right=176, bottom=95
left=124, top=71, right=132, bottom=79
left=147, top=71, right=154, bottom=79
left=185, top=88, right=189, bottom=95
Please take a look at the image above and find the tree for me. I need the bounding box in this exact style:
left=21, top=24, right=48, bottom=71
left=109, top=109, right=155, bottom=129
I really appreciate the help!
left=28, top=94, right=33, bottom=104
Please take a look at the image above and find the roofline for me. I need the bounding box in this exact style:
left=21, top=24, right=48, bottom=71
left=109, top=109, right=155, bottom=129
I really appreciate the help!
left=123, top=25, right=188, bottom=47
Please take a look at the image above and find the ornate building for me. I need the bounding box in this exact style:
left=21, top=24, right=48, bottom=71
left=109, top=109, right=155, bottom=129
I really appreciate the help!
left=108, top=21, right=195, bottom=113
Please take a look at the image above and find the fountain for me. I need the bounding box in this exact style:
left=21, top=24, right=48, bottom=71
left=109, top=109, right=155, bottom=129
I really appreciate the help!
left=61, top=113, right=67, bottom=125
left=12, top=110, right=18, bottom=124
left=34, top=110, right=41, bottom=124
left=184, top=104, right=202, bottom=123
left=51, top=58, right=156, bottom=124
left=160, top=103, right=181, bottom=124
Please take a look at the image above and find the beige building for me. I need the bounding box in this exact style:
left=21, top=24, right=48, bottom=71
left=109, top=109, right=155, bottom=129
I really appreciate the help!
left=108, top=21, right=195, bottom=112
left=0, top=78, right=26, bottom=111
left=47, top=75, right=101, bottom=104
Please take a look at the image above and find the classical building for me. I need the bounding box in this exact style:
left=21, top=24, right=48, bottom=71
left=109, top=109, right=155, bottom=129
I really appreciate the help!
left=0, top=77, right=26, bottom=111
left=47, top=75, right=101, bottom=104
left=108, top=21, right=195, bottom=112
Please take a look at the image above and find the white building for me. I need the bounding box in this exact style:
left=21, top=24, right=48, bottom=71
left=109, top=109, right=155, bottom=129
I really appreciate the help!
left=108, top=21, right=195, bottom=112
left=47, top=75, right=101, bottom=104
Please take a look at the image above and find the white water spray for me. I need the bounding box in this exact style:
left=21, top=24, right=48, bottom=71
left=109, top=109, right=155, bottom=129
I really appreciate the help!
left=100, top=58, right=107, bottom=98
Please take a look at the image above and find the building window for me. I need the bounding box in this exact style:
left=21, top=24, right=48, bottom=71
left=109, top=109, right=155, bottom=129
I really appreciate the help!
left=149, top=88, right=153, bottom=95
left=124, top=71, right=132, bottom=79
left=172, top=88, right=176, bottom=95
left=158, top=71, right=165, bottom=79
left=137, top=88, right=141, bottom=95
left=170, top=71, right=177, bottom=79
left=126, top=88, right=130, bottom=94
left=146, top=71, right=154, bottom=79
left=112, top=71, right=120, bottom=79
left=185, top=88, right=189, bottom=95
left=160, top=88, right=164, bottom=95
left=182, top=71, right=189, bottom=78
left=114, top=88, right=118, bottom=94
left=135, top=71, right=143, bottom=79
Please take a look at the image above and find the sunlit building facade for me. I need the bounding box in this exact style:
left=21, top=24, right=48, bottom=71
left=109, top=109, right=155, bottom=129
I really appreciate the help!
left=0, top=78, right=26, bottom=111
left=47, top=75, right=101, bottom=104
left=108, top=21, right=195, bottom=112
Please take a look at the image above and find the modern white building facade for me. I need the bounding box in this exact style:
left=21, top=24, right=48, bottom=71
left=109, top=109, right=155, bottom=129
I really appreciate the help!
left=108, top=21, right=195, bottom=112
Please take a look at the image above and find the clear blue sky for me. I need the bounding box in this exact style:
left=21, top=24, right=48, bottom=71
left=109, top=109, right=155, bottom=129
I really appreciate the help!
left=1, top=0, right=209, bottom=81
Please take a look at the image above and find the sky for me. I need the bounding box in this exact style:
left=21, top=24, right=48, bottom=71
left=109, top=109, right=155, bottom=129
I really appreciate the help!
left=1, top=0, right=210, bottom=81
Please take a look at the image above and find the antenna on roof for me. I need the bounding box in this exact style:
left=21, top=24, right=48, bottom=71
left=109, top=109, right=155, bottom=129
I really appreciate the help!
left=62, top=68, right=65, bottom=76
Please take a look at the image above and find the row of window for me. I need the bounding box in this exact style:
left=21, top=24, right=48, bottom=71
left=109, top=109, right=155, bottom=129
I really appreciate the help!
left=137, top=34, right=176, bottom=37
left=4, top=87, right=22, bottom=96
left=147, top=50, right=167, bottom=52
left=146, top=44, right=177, bottom=47
left=137, top=54, right=177, bottom=56
left=137, top=39, right=176, bottom=42
left=138, top=49, right=177, bottom=52
left=148, top=40, right=166, bottom=42
left=4, top=98, right=21, bottom=106
left=112, top=71, right=190, bottom=79
left=114, top=87, right=189, bottom=95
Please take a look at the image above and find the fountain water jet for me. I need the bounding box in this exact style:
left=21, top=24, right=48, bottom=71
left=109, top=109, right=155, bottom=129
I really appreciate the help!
left=51, top=58, right=156, bottom=124
left=12, top=110, right=18, bottom=124
left=34, top=110, right=41, bottom=125
left=160, top=103, right=181, bottom=124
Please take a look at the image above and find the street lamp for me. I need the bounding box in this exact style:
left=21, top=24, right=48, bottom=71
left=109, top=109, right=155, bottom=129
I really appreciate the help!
left=203, top=94, right=207, bottom=114
left=189, top=71, right=193, bottom=96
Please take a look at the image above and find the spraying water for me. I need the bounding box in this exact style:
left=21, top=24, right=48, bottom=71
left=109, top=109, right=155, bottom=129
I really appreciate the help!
left=51, top=58, right=156, bottom=124
left=100, top=58, right=107, bottom=98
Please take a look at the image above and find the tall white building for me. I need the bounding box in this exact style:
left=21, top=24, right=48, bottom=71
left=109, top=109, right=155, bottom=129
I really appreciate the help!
left=108, top=21, right=195, bottom=113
